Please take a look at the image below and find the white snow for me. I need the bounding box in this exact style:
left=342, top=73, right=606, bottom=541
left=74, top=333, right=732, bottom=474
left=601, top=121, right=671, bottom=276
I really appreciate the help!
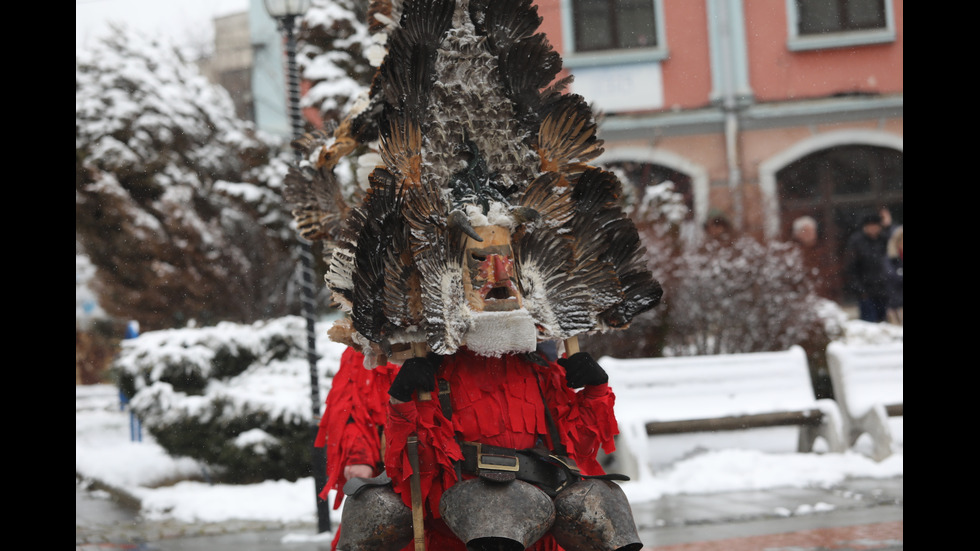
left=76, top=319, right=902, bottom=543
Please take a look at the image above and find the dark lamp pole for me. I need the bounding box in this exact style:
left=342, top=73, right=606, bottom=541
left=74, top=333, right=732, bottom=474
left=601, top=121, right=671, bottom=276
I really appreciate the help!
left=264, top=0, right=330, bottom=534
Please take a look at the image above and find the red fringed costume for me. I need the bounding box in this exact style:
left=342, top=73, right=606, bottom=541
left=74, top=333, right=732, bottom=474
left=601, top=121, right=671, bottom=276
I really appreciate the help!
left=384, top=348, right=619, bottom=551
left=314, top=347, right=399, bottom=509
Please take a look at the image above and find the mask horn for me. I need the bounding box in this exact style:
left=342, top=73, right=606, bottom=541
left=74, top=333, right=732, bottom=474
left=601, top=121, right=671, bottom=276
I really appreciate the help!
left=448, top=210, right=483, bottom=241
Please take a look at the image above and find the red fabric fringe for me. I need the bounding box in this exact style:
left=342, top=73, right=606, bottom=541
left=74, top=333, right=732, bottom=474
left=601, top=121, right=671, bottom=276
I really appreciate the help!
left=384, top=348, right=619, bottom=542
left=319, top=347, right=619, bottom=551
left=314, top=347, right=399, bottom=508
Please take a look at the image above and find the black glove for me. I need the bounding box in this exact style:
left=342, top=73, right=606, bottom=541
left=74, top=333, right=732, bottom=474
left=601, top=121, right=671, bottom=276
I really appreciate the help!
left=558, top=352, right=608, bottom=389
left=388, top=354, right=439, bottom=402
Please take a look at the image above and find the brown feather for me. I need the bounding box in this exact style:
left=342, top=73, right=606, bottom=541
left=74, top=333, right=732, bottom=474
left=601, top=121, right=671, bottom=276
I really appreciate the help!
left=518, top=172, right=574, bottom=229
left=383, top=223, right=423, bottom=328
left=536, top=94, right=604, bottom=174
left=380, top=116, right=422, bottom=187
left=514, top=228, right=595, bottom=336
left=283, top=130, right=353, bottom=244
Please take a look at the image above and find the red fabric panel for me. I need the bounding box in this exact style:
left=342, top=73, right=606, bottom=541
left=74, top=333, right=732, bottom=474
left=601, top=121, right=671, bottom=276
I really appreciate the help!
left=315, top=347, right=399, bottom=508
left=383, top=347, right=620, bottom=536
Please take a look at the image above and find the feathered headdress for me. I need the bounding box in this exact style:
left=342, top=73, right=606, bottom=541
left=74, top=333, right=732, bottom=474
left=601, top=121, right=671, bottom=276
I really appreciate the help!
left=285, top=0, right=662, bottom=362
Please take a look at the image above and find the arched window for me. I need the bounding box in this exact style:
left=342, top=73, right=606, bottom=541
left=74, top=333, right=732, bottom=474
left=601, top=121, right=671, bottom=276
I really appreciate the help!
left=777, top=144, right=902, bottom=302
left=603, top=160, right=694, bottom=219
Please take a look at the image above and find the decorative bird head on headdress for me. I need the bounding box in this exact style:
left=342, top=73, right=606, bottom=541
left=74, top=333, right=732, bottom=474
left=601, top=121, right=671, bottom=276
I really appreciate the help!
left=285, top=0, right=662, bottom=363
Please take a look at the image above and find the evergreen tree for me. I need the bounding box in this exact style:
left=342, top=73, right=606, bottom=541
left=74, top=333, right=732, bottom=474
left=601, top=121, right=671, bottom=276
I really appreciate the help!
left=298, top=0, right=375, bottom=126
left=76, top=25, right=301, bottom=331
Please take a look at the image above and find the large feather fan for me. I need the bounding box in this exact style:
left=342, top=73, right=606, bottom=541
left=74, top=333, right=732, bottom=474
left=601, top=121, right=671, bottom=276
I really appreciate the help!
left=284, top=0, right=662, bottom=359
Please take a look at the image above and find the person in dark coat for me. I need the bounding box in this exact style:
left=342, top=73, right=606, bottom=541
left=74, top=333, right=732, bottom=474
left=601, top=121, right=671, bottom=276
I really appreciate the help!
left=843, top=213, right=889, bottom=322
left=884, top=225, right=903, bottom=325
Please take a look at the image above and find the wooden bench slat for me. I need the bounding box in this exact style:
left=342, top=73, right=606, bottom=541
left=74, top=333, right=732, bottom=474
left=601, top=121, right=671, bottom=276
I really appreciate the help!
left=645, top=409, right=825, bottom=435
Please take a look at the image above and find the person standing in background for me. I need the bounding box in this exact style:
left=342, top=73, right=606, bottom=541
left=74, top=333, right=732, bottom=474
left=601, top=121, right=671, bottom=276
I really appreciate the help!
left=791, top=215, right=840, bottom=301
left=884, top=225, right=903, bottom=325
left=791, top=216, right=818, bottom=249
left=879, top=206, right=896, bottom=240
left=703, top=208, right=736, bottom=244
left=843, top=213, right=889, bottom=322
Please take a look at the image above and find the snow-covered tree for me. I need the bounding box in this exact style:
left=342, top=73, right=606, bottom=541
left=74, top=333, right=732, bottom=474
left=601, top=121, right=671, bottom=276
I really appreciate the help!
left=298, top=0, right=375, bottom=126
left=76, top=24, right=302, bottom=331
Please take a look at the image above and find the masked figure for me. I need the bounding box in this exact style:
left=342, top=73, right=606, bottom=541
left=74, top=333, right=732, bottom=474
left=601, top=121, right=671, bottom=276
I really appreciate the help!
left=285, top=1, right=662, bottom=549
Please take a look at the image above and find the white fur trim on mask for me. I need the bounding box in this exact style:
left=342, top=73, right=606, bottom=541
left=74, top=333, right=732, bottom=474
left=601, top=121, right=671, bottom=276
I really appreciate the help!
left=463, top=309, right=538, bottom=357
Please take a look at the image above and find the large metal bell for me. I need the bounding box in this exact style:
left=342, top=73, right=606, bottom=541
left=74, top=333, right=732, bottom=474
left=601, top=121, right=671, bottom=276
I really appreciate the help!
left=440, top=478, right=556, bottom=551
left=335, top=483, right=413, bottom=551
left=550, top=478, right=643, bottom=551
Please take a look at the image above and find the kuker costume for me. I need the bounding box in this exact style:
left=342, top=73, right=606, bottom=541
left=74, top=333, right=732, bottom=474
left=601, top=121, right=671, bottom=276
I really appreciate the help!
left=286, top=1, right=663, bottom=549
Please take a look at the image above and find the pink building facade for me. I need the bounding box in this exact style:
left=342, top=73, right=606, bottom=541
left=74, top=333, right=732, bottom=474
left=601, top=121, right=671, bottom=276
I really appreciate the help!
left=537, top=0, right=903, bottom=303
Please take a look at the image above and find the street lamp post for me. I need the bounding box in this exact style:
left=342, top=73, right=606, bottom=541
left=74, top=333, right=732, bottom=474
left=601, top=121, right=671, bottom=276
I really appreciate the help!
left=263, top=0, right=331, bottom=534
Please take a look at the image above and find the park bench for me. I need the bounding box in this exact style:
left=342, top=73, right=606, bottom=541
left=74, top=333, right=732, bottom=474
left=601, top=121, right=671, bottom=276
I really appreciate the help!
left=599, top=345, right=846, bottom=481
left=826, top=341, right=903, bottom=461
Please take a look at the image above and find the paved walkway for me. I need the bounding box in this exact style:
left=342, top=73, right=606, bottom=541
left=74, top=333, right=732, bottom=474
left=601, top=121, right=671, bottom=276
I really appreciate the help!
left=634, top=476, right=902, bottom=550
left=78, top=475, right=902, bottom=550
left=650, top=521, right=902, bottom=551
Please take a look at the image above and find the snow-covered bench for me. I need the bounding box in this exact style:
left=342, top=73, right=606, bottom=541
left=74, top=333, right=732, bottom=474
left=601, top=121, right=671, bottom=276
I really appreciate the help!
left=826, top=341, right=903, bottom=461
left=599, top=345, right=845, bottom=481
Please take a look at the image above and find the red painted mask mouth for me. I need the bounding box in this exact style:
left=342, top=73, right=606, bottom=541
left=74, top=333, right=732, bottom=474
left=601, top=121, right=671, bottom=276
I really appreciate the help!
left=471, top=252, right=521, bottom=311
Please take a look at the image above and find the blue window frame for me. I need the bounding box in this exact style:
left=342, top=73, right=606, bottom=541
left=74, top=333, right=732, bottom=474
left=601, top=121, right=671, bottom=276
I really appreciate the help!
left=787, top=0, right=896, bottom=51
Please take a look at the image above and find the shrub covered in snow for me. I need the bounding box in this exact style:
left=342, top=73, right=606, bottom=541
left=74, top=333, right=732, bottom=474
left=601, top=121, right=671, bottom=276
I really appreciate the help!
left=581, top=181, right=833, bottom=361
left=112, top=316, right=342, bottom=483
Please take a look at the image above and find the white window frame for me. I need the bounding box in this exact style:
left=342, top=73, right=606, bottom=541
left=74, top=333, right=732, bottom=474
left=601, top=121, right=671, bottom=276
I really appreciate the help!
left=786, top=0, right=896, bottom=52
left=561, top=0, right=668, bottom=68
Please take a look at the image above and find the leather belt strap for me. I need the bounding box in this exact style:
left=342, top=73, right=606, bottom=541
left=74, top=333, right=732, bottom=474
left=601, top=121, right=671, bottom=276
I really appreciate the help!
left=459, top=441, right=577, bottom=497
left=436, top=379, right=452, bottom=420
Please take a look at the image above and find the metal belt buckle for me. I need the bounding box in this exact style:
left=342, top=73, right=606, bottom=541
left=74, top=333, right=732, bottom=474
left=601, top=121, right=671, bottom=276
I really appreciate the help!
left=475, top=443, right=520, bottom=472
left=548, top=454, right=580, bottom=474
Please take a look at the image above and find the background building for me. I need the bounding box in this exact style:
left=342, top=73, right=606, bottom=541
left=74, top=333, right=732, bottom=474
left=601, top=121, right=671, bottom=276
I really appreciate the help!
left=248, top=0, right=292, bottom=139
left=198, top=0, right=291, bottom=139
left=201, top=0, right=903, bottom=306
left=200, top=11, right=255, bottom=123
left=537, top=0, right=903, bottom=303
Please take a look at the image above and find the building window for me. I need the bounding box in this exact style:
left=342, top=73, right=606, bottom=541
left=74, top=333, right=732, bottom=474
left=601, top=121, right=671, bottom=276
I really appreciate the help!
left=572, top=0, right=658, bottom=52
left=797, top=0, right=886, bottom=34
left=786, top=0, right=895, bottom=51
left=563, top=0, right=667, bottom=67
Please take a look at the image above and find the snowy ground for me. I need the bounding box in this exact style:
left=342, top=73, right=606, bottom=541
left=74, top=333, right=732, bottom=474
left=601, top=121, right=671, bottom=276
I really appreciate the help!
left=76, top=321, right=902, bottom=544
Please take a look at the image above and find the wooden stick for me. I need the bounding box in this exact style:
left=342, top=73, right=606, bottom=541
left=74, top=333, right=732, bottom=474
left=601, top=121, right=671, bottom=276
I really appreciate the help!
left=564, top=336, right=580, bottom=356
left=411, top=342, right=433, bottom=402
left=407, top=435, right=426, bottom=551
